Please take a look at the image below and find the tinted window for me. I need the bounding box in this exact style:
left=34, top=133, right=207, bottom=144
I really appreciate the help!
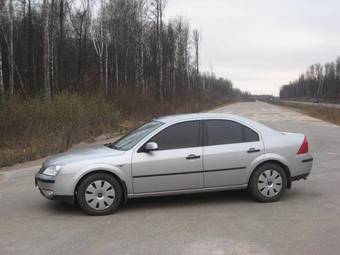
left=244, top=126, right=259, bottom=142
left=206, top=120, right=243, bottom=145
left=110, top=121, right=164, bottom=151
left=205, top=120, right=259, bottom=145
left=150, top=121, right=200, bottom=150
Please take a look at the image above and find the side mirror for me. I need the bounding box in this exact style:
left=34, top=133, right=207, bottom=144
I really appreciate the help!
left=144, top=142, right=158, bottom=152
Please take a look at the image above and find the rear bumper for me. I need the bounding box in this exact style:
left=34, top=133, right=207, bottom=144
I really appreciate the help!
left=290, top=156, right=313, bottom=182
left=291, top=173, right=309, bottom=182
left=35, top=173, right=74, bottom=204
left=301, top=157, right=313, bottom=163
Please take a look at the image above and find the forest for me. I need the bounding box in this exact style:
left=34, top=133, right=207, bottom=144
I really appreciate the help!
left=0, top=0, right=246, bottom=167
left=280, top=57, right=340, bottom=101
left=0, top=0, right=244, bottom=101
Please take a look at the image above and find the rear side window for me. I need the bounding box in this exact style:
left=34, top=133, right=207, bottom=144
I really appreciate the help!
left=150, top=121, right=200, bottom=150
left=244, top=126, right=259, bottom=142
left=205, top=120, right=259, bottom=146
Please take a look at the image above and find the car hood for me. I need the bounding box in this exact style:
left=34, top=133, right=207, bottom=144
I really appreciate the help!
left=42, top=145, right=125, bottom=168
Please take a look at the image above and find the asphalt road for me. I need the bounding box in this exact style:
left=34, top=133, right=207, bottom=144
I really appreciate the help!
left=1, top=101, right=340, bottom=255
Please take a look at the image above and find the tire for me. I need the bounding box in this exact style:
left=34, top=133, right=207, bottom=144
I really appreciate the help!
left=249, top=163, right=287, bottom=202
left=77, top=173, right=122, bottom=216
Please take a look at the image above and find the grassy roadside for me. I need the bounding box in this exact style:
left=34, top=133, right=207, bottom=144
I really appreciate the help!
left=0, top=91, right=234, bottom=168
left=268, top=101, right=340, bottom=126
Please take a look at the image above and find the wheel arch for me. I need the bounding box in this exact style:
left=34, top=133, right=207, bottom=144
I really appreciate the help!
left=249, top=160, right=292, bottom=189
left=74, top=170, right=128, bottom=203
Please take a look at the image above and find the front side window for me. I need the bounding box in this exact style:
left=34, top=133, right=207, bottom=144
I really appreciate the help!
left=149, top=121, right=200, bottom=150
left=205, top=120, right=259, bottom=146
left=108, top=121, right=164, bottom=151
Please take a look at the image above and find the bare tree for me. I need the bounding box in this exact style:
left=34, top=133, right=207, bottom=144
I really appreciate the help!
left=43, top=0, right=51, bottom=100
left=0, top=0, right=238, bottom=101
left=9, top=0, right=14, bottom=95
left=192, top=29, right=199, bottom=74
left=68, top=0, right=90, bottom=88
left=281, top=58, right=340, bottom=100
left=105, top=39, right=109, bottom=93
left=335, top=57, right=340, bottom=96
left=174, top=17, right=190, bottom=89
left=0, top=0, right=4, bottom=96
left=135, top=0, right=146, bottom=92
left=49, top=0, right=58, bottom=92
left=0, top=1, right=4, bottom=96
left=107, top=0, right=120, bottom=88
left=57, top=0, right=65, bottom=90
left=27, top=0, right=35, bottom=92
left=0, top=43, right=4, bottom=96
left=92, top=0, right=106, bottom=92
left=151, top=0, right=166, bottom=103
left=122, top=0, right=131, bottom=87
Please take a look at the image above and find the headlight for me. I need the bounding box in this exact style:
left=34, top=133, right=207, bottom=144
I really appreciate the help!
left=42, top=165, right=61, bottom=176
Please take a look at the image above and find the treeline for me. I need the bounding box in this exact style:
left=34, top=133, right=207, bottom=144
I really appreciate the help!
left=0, top=0, right=243, bottom=102
left=280, top=57, right=340, bottom=100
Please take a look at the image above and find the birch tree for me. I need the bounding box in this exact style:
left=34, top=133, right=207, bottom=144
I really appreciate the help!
left=92, top=0, right=105, bottom=92
left=192, top=29, right=199, bottom=74
left=68, top=0, right=90, bottom=88
left=151, top=0, right=165, bottom=103
left=107, top=1, right=119, bottom=88
left=0, top=0, right=238, bottom=100
left=281, top=58, right=340, bottom=99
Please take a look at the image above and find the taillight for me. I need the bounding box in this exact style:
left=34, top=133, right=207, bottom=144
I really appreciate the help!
left=297, top=136, right=308, bottom=154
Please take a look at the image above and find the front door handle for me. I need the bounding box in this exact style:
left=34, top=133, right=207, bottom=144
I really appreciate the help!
left=247, top=148, right=260, bottom=153
left=186, top=154, right=201, bottom=160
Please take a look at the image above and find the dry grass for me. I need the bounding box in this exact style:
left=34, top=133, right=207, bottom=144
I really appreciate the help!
left=0, top=91, right=233, bottom=167
left=272, top=101, right=340, bottom=126
left=0, top=93, right=120, bottom=167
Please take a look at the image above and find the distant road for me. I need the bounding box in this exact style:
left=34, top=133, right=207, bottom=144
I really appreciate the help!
left=280, top=100, right=340, bottom=109
left=1, top=101, right=340, bottom=255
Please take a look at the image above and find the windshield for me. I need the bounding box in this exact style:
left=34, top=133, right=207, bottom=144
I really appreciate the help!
left=106, top=121, right=164, bottom=151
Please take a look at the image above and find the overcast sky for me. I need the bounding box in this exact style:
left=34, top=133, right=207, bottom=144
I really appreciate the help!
left=164, top=0, right=340, bottom=95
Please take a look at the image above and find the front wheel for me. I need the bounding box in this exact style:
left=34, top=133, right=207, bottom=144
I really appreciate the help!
left=249, top=163, right=287, bottom=202
left=77, top=173, right=122, bottom=215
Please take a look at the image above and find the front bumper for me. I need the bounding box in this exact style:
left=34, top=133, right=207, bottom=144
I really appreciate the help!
left=35, top=173, right=74, bottom=203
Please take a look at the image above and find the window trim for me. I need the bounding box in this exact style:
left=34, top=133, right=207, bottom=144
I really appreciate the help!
left=203, top=119, right=260, bottom=146
left=138, top=120, right=203, bottom=152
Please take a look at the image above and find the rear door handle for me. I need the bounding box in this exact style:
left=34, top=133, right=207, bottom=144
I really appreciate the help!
left=247, top=148, right=260, bottom=153
left=186, top=154, right=201, bottom=160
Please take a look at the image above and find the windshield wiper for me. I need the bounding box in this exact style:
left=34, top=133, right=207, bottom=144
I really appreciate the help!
left=104, top=143, right=118, bottom=150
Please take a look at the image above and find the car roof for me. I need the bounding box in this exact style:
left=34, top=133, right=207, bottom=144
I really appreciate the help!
left=155, top=113, right=245, bottom=123
left=154, top=113, right=278, bottom=135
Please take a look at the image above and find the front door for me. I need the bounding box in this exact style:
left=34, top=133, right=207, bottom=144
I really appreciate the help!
left=203, top=119, right=264, bottom=187
left=132, top=121, right=204, bottom=193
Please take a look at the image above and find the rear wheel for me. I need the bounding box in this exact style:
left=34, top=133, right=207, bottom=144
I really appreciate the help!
left=249, top=163, right=287, bottom=202
left=77, top=173, right=122, bottom=215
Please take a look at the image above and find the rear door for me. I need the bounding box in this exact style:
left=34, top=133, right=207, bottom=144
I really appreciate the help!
left=203, top=119, right=263, bottom=187
left=132, top=121, right=204, bottom=193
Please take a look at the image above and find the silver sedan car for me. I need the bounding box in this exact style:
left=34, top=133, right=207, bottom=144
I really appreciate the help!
left=35, top=113, right=313, bottom=215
